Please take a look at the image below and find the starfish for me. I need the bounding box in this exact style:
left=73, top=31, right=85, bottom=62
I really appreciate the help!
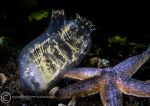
left=50, top=45, right=150, bottom=106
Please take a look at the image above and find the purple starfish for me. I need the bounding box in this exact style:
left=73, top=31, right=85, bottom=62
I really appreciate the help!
left=50, top=45, right=150, bottom=106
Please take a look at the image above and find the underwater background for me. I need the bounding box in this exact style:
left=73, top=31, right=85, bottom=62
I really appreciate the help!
left=0, top=0, right=150, bottom=106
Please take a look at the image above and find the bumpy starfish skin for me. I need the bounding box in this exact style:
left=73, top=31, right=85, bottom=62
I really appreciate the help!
left=50, top=45, right=150, bottom=106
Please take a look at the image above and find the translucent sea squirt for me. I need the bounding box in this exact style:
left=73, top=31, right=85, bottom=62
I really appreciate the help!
left=18, top=10, right=95, bottom=92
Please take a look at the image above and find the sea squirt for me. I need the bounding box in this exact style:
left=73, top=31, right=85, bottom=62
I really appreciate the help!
left=18, top=10, right=95, bottom=92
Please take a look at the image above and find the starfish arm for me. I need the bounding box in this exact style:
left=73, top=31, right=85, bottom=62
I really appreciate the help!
left=113, top=45, right=150, bottom=77
left=116, top=77, right=150, bottom=97
left=63, top=68, right=102, bottom=80
left=51, top=76, right=101, bottom=99
left=100, top=81, right=123, bottom=106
